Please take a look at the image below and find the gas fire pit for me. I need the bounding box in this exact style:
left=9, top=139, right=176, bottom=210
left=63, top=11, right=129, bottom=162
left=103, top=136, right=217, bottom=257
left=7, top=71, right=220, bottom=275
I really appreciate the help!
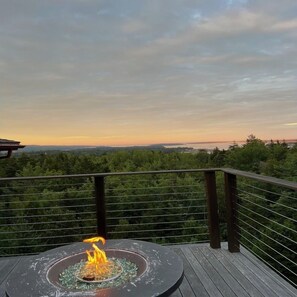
left=5, top=239, right=184, bottom=297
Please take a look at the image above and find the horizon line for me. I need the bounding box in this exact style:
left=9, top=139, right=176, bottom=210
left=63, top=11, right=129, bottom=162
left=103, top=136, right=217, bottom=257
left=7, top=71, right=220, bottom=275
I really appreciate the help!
left=22, top=138, right=297, bottom=147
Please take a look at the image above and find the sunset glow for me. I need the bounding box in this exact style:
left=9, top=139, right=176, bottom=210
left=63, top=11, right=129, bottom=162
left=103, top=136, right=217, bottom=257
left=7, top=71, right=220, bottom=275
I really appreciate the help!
left=1, top=1, right=296, bottom=146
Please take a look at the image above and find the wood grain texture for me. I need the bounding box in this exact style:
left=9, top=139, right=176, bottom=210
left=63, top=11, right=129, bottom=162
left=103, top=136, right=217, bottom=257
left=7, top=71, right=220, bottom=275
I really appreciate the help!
left=1, top=243, right=296, bottom=297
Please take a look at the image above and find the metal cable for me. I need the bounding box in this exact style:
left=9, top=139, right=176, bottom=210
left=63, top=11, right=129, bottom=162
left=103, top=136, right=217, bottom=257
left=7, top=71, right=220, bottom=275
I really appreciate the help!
left=1, top=211, right=96, bottom=220
left=239, top=239, right=296, bottom=289
left=0, top=203, right=95, bottom=212
left=0, top=196, right=94, bottom=204
left=106, top=178, right=182, bottom=185
left=106, top=198, right=205, bottom=206
left=106, top=205, right=204, bottom=214
left=239, top=196, right=297, bottom=223
left=106, top=184, right=201, bottom=191
left=106, top=212, right=206, bottom=220
left=132, top=233, right=209, bottom=240
left=109, top=225, right=207, bottom=235
left=106, top=176, right=201, bottom=185
left=237, top=204, right=297, bottom=235
left=237, top=210, right=297, bottom=246
left=165, top=240, right=209, bottom=246
left=0, top=225, right=97, bottom=235
left=0, top=182, right=86, bottom=189
left=0, top=241, right=85, bottom=250
left=106, top=178, right=157, bottom=184
left=106, top=191, right=203, bottom=199
left=0, top=189, right=92, bottom=197
left=237, top=188, right=297, bottom=212
left=0, top=218, right=96, bottom=227
left=108, top=219, right=207, bottom=228
left=240, top=182, right=297, bottom=201
left=0, top=232, right=96, bottom=243
left=236, top=225, right=297, bottom=268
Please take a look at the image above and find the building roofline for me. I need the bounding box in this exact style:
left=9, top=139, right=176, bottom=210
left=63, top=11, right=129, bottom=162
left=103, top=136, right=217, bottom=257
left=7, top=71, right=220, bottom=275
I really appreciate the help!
left=0, top=138, right=26, bottom=158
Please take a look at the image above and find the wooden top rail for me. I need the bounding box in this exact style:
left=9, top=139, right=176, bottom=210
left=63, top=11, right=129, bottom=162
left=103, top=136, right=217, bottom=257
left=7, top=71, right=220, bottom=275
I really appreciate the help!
left=0, top=168, right=219, bottom=182
left=1, top=168, right=296, bottom=191
left=222, top=168, right=297, bottom=191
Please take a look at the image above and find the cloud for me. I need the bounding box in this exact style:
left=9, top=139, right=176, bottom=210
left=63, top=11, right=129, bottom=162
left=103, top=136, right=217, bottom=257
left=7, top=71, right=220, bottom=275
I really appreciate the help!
left=0, top=0, right=297, bottom=144
left=270, top=19, right=297, bottom=32
left=121, top=20, right=149, bottom=33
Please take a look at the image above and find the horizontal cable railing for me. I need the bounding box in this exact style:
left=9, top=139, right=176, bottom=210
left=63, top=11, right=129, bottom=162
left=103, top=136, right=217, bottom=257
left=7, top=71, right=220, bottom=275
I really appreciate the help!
left=0, top=170, right=210, bottom=256
left=226, top=170, right=297, bottom=288
left=1, top=167, right=296, bottom=286
left=0, top=176, right=97, bottom=256
left=104, top=173, right=209, bottom=245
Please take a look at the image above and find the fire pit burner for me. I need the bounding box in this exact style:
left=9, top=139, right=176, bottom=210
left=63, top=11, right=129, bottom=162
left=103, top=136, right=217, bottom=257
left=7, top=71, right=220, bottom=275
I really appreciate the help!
left=75, top=260, right=123, bottom=283
left=5, top=239, right=184, bottom=297
left=50, top=249, right=145, bottom=290
left=75, top=257, right=123, bottom=283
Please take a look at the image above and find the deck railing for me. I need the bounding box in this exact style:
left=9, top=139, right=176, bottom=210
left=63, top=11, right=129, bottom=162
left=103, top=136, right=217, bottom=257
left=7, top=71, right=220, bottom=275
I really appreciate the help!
left=0, top=170, right=216, bottom=256
left=0, top=168, right=296, bottom=286
left=222, top=168, right=297, bottom=287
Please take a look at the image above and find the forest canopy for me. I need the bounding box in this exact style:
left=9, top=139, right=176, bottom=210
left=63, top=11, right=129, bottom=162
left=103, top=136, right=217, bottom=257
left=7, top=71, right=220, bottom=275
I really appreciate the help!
left=0, top=136, right=296, bottom=284
left=1, top=136, right=296, bottom=180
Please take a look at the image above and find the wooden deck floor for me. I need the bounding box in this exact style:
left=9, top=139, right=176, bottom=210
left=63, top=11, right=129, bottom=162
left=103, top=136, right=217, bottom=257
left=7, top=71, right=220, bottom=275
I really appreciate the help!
left=0, top=243, right=296, bottom=297
left=170, top=243, right=296, bottom=297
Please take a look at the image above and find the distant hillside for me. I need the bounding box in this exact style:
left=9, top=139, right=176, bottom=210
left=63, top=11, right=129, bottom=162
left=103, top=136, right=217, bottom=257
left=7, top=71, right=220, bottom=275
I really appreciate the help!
left=22, top=145, right=107, bottom=152
left=19, top=144, right=185, bottom=155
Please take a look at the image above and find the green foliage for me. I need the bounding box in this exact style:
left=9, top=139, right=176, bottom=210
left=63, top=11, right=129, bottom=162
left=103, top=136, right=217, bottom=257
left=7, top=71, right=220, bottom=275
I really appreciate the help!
left=225, top=135, right=269, bottom=172
left=0, top=136, right=296, bottom=284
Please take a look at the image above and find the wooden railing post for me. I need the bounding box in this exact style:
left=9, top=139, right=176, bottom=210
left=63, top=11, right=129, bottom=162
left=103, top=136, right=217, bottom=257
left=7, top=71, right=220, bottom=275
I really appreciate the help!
left=94, top=176, right=107, bottom=238
left=224, top=172, right=240, bottom=252
left=204, top=171, right=221, bottom=249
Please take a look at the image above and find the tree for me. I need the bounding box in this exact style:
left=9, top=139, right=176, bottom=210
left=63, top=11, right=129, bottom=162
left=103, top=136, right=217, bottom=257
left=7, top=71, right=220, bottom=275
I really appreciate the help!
left=225, top=135, right=268, bottom=172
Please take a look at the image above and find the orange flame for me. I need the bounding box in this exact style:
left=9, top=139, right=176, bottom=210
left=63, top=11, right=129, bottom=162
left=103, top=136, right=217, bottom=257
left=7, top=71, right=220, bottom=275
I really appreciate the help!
left=83, top=236, right=108, bottom=274
left=83, top=236, right=106, bottom=244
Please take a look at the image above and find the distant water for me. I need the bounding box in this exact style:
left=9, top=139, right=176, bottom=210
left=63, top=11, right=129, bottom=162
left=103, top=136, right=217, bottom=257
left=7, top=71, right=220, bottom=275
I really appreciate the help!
left=164, top=141, right=245, bottom=151
left=165, top=139, right=297, bottom=151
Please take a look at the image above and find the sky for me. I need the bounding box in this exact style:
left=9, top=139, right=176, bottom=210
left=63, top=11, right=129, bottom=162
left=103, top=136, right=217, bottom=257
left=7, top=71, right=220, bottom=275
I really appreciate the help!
left=1, top=0, right=297, bottom=146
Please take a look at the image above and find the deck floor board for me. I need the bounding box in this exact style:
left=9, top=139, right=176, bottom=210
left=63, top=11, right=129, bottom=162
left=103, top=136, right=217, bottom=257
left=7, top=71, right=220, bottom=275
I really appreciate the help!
left=240, top=245, right=297, bottom=297
left=231, top=249, right=295, bottom=297
left=191, top=246, right=238, bottom=297
left=205, top=246, right=265, bottom=297
left=0, top=243, right=296, bottom=297
left=198, top=246, right=250, bottom=297
left=173, top=247, right=209, bottom=297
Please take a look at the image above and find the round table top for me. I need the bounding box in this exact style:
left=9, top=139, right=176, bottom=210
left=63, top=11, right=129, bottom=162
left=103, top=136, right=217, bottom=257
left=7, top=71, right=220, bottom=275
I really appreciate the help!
left=5, top=239, right=184, bottom=297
